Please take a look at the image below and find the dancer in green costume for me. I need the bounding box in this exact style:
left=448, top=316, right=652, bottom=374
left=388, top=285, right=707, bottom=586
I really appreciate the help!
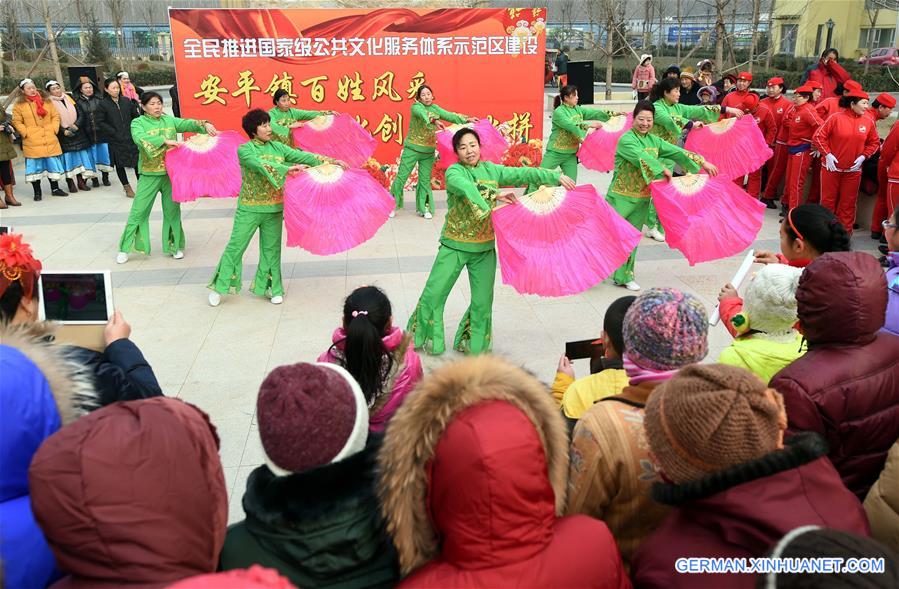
left=390, top=84, right=477, bottom=218
left=608, top=101, right=718, bottom=291
left=207, top=109, right=345, bottom=307
left=116, top=92, right=217, bottom=264
left=267, top=88, right=331, bottom=146
left=407, top=127, right=576, bottom=355
left=526, top=84, right=615, bottom=193
left=646, top=77, right=741, bottom=240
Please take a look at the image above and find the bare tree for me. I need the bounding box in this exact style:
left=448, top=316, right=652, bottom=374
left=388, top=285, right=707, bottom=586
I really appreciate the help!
left=714, top=0, right=730, bottom=75
left=765, top=0, right=775, bottom=69
left=23, top=0, right=65, bottom=85
left=558, top=0, right=576, bottom=49
left=676, top=0, right=682, bottom=60
left=864, top=4, right=881, bottom=74
left=104, top=0, right=127, bottom=66
left=643, top=0, right=653, bottom=50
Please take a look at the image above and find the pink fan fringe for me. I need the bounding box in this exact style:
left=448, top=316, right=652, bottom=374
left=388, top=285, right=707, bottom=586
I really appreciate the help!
left=283, top=167, right=394, bottom=255
left=291, top=114, right=376, bottom=168
left=492, top=184, right=642, bottom=297
left=578, top=114, right=634, bottom=173
left=436, top=120, right=508, bottom=168
left=649, top=174, right=765, bottom=265
left=165, top=130, right=244, bottom=203
left=684, top=116, right=773, bottom=180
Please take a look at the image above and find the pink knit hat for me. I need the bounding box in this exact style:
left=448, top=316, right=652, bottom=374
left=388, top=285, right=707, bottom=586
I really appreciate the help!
left=257, top=362, right=368, bottom=476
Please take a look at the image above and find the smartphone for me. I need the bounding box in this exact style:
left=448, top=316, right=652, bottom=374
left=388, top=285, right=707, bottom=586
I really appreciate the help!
left=38, top=271, right=114, bottom=324
left=0, top=226, right=11, bottom=235
left=566, top=338, right=606, bottom=375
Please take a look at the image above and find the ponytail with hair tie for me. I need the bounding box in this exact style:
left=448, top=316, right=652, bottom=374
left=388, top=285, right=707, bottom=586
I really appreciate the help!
left=335, top=286, right=395, bottom=406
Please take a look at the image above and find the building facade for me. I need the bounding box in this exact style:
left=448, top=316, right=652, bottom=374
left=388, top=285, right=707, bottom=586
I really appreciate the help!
left=772, top=0, right=898, bottom=59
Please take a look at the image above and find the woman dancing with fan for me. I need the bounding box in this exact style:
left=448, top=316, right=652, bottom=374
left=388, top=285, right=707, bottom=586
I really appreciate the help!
left=208, top=109, right=346, bottom=307
left=407, top=127, right=576, bottom=356
left=647, top=77, right=741, bottom=242
left=608, top=101, right=718, bottom=291
left=390, top=84, right=476, bottom=219
left=268, top=89, right=331, bottom=146
left=525, top=85, right=615, bottom=193
left=116, top=92, right=218, bottom=264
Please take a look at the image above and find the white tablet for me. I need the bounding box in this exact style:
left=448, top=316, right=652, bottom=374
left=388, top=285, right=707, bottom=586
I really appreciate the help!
left=38, top=270, right=114, bottom=325
left=0, top=226, right=12, bottom=235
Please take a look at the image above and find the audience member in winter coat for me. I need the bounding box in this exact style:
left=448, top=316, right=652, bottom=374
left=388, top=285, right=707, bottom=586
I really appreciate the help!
left=379, top=356, right=631, bottom=588
left=802, top=48, right=852, bottom=100
left=883, top=207, right=899, bottom=335
left=46, top=80, right=95, bottom=194
left=717, top=264, right=805, bottom=383
left=318, top=286, right=422, bottom=432
left=770, top=252, right=899, bottom=499
left=220, top=362, right=399, bottom=588
left=12, top=78, right=68, bottom=199
left=0, top=324, right=96, bottom=589
left=758, top=527, right=899, bottom=589
left=632, top=54, right=656, bottom=102
left=75, top=78, right=114, bottom=188
left=865, top=441, right=899, bottom=554
left=631, top=364, right=871, bottom=589
left=29, top=397, right=228, bottom=588
left=552, top=295, right=635, bottom=423
left=0, top=233, right=164, bottom=406
left=567, top=288, right=709, bottom=565
left=97, top=77, right=141, bottom=198
left=169, top=566, right=298, bottom=589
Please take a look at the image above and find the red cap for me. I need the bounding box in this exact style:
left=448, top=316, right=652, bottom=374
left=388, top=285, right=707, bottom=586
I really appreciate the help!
left=737, top=72, right=752, bottom=82
left=876, top=92, right=896, bottom=108
left=806, top=81, right=823, bottom=90
left=794, top=85, right=814, bottom=95
left=844, top=80, right=863, bottom=92
left=766, top=77, right=784, bottom=86
left=846, top=89, right=870, bottom=101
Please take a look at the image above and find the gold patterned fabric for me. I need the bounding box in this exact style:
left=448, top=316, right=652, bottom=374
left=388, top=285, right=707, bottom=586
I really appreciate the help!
left=130, top=114, right=206, bottom=176
left=236, top=139, right=324, bottom=213
left=406, top=102, right=467, bottom=149
left=608, top=130, right=704, bottom=199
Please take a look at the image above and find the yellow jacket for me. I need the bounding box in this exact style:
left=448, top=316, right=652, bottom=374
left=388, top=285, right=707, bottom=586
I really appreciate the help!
left=551, top=367, right=629, bottom=419
left=12, top=99, right=62, bottom=158
left=864, top=441, right=899, bottom=554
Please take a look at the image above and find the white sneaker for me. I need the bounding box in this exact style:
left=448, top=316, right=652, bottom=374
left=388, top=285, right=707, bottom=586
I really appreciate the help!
left=648, top=228, right=666, bottom=242
left=173, top=250, right=185, bottom=259
left=208, top=292, right=221, bottom=307
left=116, top=252, right=128, bottom=264
left=417, top=211, right=425, bottom=217
left=615, top=280, right=640, bottom=290
left=389, top=210, right=396, bottom=218
left=270, top=295, right=284, bottom=305
left=424, top=211, right=433, bottom=219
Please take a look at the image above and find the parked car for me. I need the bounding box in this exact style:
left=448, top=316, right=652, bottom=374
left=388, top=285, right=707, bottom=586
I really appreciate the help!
left=859, top=47, right=899, bottom=65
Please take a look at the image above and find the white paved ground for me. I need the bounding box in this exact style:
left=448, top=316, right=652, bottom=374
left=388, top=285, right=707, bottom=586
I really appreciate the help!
left=2, top=106, right=883, bottom=524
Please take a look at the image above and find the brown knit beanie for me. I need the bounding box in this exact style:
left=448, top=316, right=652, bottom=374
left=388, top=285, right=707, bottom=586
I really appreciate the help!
left=644, top=364, right=784, bottom=484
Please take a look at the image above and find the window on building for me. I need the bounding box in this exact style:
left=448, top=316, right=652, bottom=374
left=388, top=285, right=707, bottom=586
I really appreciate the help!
left=780, top=24, right=798, bottom=54
left=859, top=28, right=896, bottom=49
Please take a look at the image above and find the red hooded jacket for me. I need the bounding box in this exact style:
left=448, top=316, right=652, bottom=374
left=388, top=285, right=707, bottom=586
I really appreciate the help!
left=806, top=58, right=852, bottom=100
left=812, top=109, right=881, bottom=168
left=770, top=252, right=899, bottom=499
left=29, top=398, right=228, bottom=589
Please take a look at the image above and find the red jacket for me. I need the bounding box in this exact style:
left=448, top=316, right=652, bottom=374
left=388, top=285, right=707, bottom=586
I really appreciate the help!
left=753, top=104, right=777, bottom=146
left=378, top=358, right=631, bottom=589
left=631, top=433, right=870, bottom=589
left=784, top=102, right=823, bottom=147
left=761, top=95, right=791, bottom=134
left=720, top=89, right=752, bottom=118
left=812, top=109, right=881, bottom=168
left=880, top=120, right=899, bottom=179
left=770, top=252, right=899, bottom=499
left=806, top=59, right=852, bottom=100
left=29, top=398, right=228, bottom=588
left=775, top=104, right=795, bottom=143
left=815, top=96, right=843, bottom=121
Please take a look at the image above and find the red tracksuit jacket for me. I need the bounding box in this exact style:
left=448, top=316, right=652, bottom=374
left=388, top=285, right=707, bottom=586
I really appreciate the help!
left=754, top=104, right=778, bottom=145
left=761, top=95, right=791, bottom=132
left=815, top=97, right=843, bottom=121
left=879, top=121, right=899, bottom=179
left=720, top=90, right=752, bottom=118
left=812, top=110, right=881, bottom=168
left=784, top=102, right=824, bottom=147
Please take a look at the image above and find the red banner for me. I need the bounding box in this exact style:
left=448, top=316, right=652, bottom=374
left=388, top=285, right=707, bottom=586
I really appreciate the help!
left=169, top=7, right=547, bottom=166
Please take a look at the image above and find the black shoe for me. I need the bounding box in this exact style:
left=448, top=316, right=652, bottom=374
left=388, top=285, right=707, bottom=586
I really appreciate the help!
left=871, top=231, right=883, bottom=241
left=763, top=199, right=778, bottom=209
left=51, top=188, right=68, bottom=197
left=879, top=245, right=889, bottom=255
left=853, top=223, right=860, bottom=230
left=91, top=177, right=100, bottom=187
left=882, top=234, right=889, bottom=244
left=102, top=173, right=111, bottom=187
left=34, top=194, right=42, bottom=201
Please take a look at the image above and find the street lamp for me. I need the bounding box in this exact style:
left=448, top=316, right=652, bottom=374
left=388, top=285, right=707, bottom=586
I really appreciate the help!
left=825, top=18, right=835, bottom=50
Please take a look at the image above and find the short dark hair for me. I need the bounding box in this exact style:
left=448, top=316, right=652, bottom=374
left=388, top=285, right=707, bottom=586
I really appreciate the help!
left=823, top=47, right=839, bottom=59
left=452, top=127, right=479, bottom=153
left=633, top=100, right=655, bottom=118
left=650, top=77, right=681, bottom=102
left=103, top=77, right=118, bottom=89
left=415, top=84, right=433, bottom=101
left=140, top=91, right=163, bottom=106
left=272, top=88, right=289, bottom=105
left=604, top=296, right=637, bottom=356
left=873, top=99, right=884, bottom=109
left=838, top=95, right=865, bottom=109
left=242, top=108, right=270, bottom=138
left=0, top=275, right=38, bottom=325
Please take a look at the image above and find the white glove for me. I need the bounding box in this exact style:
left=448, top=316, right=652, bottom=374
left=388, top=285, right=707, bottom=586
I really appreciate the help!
left=849, top=155, right=866, bottom=172
left=824, top=153, right=839, bottom=172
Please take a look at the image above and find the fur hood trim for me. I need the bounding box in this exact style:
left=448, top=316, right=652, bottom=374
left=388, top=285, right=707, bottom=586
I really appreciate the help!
left=0, top=321, right=98, bottom=423
left=377, top=355, right=569, bottom=575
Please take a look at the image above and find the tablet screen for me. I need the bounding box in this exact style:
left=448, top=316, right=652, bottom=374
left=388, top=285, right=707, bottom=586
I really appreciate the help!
left=40, top=273, right=110, bottom=322
left=0, top=226, right=10, bottom=235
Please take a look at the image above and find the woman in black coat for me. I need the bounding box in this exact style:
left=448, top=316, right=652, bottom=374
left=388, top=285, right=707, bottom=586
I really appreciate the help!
left=97, top=78, right=140, bottom=198
left=75, top=79, right=113, bottom=188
